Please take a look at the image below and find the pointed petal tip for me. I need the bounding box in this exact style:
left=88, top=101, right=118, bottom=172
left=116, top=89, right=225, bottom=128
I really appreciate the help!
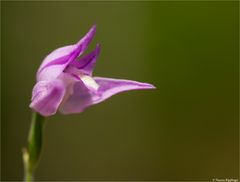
left=136, top=83, right=156, bottom=90
left=77, top=24, right=97, bottom=46
left=95, top=43, right=101, bottom=54
left=96, top=43, right=101, bottom=48
left=145, top=83, right=156, bottom=89
left=91, top=24, right=97, bottom=29
left=89, top=24, right=97, bottom=34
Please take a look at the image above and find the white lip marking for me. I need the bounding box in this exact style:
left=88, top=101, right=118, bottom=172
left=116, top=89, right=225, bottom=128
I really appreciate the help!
left=80, top=74, right=99, bottom=91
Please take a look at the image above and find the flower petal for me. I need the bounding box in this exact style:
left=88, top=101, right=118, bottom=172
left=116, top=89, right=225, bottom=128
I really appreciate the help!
left=30, top=79, right=66, bottom=116
left=58, top=79, right=94, bottom=114
left=69, top=44, right=100, bottom=76
left=92, top=77, right=155, bottom=104
left=59, top=76, right=155, bottom=114
left=37, top=25, right=96, bottom=81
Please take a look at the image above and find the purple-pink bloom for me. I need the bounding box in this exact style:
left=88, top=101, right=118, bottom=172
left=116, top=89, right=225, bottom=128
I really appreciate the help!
left=30, top=25, right=155, bottom=116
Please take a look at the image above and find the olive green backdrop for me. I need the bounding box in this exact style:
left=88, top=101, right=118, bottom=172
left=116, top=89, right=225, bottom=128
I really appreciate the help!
left=1, top=1, right=239, bottom=181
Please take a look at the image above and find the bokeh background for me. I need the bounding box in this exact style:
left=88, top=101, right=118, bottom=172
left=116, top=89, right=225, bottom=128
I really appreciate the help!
left=1, top=1, right=239, bottom=181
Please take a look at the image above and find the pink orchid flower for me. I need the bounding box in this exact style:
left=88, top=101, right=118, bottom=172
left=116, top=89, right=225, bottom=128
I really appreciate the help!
left=30, top=25, right=155, bottom=116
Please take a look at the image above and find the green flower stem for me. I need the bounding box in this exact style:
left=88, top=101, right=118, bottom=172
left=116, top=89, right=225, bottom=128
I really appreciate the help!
left=23, top=112, right=45, bottom=182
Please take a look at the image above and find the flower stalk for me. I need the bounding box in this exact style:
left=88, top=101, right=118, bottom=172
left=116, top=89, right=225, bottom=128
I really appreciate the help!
left=24, top=25, right=155, bottom=181
left=23, top=112, right=45, bottom=182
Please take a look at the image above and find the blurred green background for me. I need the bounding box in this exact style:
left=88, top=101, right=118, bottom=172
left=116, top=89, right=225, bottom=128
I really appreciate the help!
left=1, top=1, right=239, bottom=181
